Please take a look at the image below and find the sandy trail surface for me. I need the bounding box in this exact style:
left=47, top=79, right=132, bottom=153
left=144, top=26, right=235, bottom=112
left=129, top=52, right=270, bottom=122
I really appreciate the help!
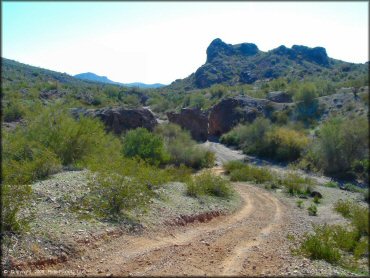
left=47, top=181, right=290, bottom=276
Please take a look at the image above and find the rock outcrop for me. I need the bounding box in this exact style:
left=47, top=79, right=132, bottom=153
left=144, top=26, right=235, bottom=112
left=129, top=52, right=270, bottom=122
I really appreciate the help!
left=267, top=91, right=293, bottom=103
left=167, top=38, right=360, bottom=91
left=167, top=108, right=209, bottom=141
left=208, top=96, right=288, bottom=136
left=70, top=107, right=157, bottom=134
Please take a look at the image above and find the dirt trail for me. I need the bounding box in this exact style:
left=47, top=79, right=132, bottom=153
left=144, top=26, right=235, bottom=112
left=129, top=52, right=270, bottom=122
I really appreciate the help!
left=49, top=182, right=290, bottom=276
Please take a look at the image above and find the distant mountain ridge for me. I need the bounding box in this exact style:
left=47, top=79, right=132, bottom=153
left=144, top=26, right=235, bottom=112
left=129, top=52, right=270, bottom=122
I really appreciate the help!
left=74, top=72, right=166, bottom=88
left=168, top=38, right=368, bottom=90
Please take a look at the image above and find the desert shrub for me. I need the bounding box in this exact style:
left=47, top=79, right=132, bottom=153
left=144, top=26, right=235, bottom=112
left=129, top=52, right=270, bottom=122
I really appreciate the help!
left=228, top=164, right=273, bottom=184
left=2, top=184, right=32, bottom=233
left=323, top=181, right=339, bottom=188
left=313, top=195, right=320, bottom=204
left=155, top=124, right=215, bottom=169
left=3, top=101, right=26, bottom=122
left=300, top=222, right=369, bottom=271
left=271, top=109, right=290, bottom=125
left=122, top=128, right=170, bottom=166
left=86, top=171, right=152, bottom=220
left=223, top=160, right=245, bottom=174
left=296, top=200, right=304, bottom=208
left=351, top=206, right=369, bottom=236
left=2, top=131, right=62, bottom=185
left=331, top=225, right=359, bottom=252
left=187, top=171, right=233, bottom=198
left=221, top=120, right=308, bottom=163
left=265, top=127, right=309, bottom=162
left=220, top=118, right=271, bottom=153
left=164, top=164, right=193, bottom=183
left=351, top=159, right=369, bottom=183
left=308, top=203, right=318, bottom=216
left=307, top=116, right=368, bottom=179
left=83, top=156, right=176, bottom=220
left=300, top=225, right=341, bottom=263
left=342, top=183, right=363, bottom=193
left=353, top=237, right=368, bottom=259
left=293, top=82, right=320, bottom=123
left=334, top=199, right=353, bottom=218
left=25, top=105, right=111, bottom=166
left=281, top=173, right=315, bottom=196
left=334, top=200, right=368, bottom=236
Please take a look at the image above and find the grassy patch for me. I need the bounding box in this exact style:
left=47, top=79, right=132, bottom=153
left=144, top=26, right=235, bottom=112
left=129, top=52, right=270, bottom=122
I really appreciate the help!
left=224, top=161, right=273, bottom=184
left=280, top=172, right=315, bottom=196
left=187, top=171, right=233, bottom=198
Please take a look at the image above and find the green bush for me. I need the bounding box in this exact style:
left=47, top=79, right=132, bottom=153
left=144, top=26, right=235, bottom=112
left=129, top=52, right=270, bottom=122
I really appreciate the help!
left=187, top=171, right=233, bottom=198
left=3, top=101, right=26, bottom=122
left=2, top=132, right=62, bottom=185
left=265, top=127, right=309, bottom=162
left=281, top=173, right=315, bottom=196
left=300, top=225, right=341, bottom=263
left=313, top=195, right=320, bottom=204
left=308, top=203, right=318, bottom=216
left=122, top=128, right=170, bottom=166
left=334, top=199, right=353, bottom=218
left=293, top=82, right=320, bottom=123
left=25, top=105, right=111, bottom=166
left=220, top=118, right=271, bottom=152
left=228, top=164, right=273, bottom=184
left=221, top=119, right=309, bottom=162
left=330, top=225, right=359, bottom=252
left=2, top=184, right=32, bottom=233
left=299, top=223, right=369, bottom=271
left=307, top=117, right=368, bottom=178
left=296, top=200, right=304, bottom=208
left=223, top=160, right=245, bottom=174
left=351, top=206, right=369, bottom=237
left=155, top=124, right=215, bottom=169
left=323, top=181, right=339, bottom=188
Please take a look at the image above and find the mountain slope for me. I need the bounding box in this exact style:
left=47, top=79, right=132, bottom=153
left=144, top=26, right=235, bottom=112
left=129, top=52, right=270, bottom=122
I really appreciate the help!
left=168, top=38, right=368, bottom=90
left=74, top=72, right=121, bottom=85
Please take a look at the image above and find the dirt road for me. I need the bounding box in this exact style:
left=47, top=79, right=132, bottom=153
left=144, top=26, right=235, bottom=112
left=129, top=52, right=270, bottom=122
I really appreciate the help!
left=49, top=182, right=291, bottom=276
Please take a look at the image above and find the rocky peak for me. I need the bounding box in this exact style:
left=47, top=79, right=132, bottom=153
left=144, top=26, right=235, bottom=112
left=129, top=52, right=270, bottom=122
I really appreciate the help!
left=206, top=38, right=235, bottom=63
left=291, top=45, right=329, bottom=66
left=236, top=43, right=259, bottom=56
left=206, top=39, right=259, bottom=63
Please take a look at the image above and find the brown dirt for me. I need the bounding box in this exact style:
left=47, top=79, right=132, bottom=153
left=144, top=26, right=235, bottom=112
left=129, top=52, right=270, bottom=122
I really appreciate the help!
left=42, top=182, right=291, bottom=276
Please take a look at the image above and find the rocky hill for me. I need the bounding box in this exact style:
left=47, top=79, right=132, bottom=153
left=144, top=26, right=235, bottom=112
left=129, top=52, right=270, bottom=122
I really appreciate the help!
left=168, top=38, right=368, bottom=90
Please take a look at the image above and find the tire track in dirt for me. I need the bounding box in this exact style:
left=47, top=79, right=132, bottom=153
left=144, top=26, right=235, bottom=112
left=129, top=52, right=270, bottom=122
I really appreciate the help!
left=51, top=182, right=289, bottom=276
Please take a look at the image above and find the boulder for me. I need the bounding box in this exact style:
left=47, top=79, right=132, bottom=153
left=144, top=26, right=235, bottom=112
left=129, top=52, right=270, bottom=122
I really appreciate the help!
left=70, top=107, right=157, bottom=134
left=167, top=108, right=208, bottom=141
left=310, top=191, right=323, bottom=199
left=267, top=91, right=292, bottom=103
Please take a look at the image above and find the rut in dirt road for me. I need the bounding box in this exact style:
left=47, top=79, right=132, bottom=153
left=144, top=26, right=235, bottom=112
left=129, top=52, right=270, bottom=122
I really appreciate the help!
left=54, top=183, right=290, bottom=276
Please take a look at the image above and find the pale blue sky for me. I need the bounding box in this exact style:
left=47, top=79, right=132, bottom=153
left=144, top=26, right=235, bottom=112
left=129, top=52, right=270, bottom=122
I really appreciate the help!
left=3, top=1, right=368, bottom=84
